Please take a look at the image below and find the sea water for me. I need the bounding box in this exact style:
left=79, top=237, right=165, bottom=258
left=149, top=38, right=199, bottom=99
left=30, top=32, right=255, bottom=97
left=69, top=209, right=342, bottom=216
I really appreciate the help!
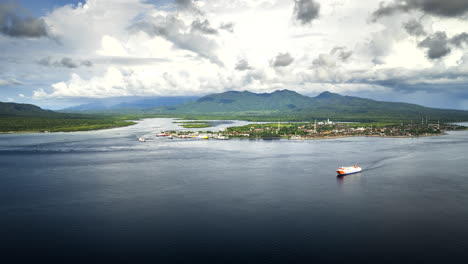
left=1, top=119, right=468, bottom=263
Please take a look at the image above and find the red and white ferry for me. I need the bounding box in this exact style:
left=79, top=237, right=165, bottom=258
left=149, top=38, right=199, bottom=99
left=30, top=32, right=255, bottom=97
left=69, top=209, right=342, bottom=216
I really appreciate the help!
left=336, top=164, right=362, bottom=175
left=157, top=132, right=169, bottom=137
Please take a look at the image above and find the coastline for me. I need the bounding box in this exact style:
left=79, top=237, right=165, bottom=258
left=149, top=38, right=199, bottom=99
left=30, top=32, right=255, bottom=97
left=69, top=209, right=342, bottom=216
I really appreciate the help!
left=0, top=122, right=136, bottom=134
left=228, top=132, right=449, bottom=140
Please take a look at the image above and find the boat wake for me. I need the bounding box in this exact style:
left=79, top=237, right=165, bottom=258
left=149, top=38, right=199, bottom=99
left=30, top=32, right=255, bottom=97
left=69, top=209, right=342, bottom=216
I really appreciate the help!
left=361, top=155, right=400, bottom=172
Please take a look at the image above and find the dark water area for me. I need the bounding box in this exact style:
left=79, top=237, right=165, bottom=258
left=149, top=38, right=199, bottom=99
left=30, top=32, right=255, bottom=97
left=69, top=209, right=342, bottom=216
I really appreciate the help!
left=1, top=119, right=468, bottom=263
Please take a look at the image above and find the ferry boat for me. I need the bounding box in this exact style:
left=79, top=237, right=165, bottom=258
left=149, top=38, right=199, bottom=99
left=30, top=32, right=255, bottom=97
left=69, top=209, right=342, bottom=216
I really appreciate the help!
left=336, top=164, right=362, bottom=175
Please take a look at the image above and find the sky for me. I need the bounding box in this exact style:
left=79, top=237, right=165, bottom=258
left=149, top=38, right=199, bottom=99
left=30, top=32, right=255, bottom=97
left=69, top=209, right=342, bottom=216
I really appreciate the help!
left=1, top=0, right=468, bottom=110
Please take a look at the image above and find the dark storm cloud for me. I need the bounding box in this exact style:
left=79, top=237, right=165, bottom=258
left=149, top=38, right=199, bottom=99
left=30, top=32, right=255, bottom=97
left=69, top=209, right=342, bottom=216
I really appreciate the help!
left=372, top=0, right=468, bottom=21
left=354, top=67, right=468, bottom=97
left=235, top=59, right=252, bottom=71
left=272, top=53, right=294, bottom=67
left=191, top=19, right=218, bottom=35
left=403, top=19, right=426, bottom=36
left=418, top=32, right=451, bottom=59
left=38, top=57, right=92, bottom=68
left=0, top=1, right=48, bottom=38
left=417, top=31, right=468, bottom=59
left=293, top=0, right=320, bottom=25
left=450, top=32, right=468, bottom=47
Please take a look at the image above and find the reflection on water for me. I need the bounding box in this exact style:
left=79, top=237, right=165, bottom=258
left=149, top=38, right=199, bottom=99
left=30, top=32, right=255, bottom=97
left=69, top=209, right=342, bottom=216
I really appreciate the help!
left=336, top=172, right=362, bottom=184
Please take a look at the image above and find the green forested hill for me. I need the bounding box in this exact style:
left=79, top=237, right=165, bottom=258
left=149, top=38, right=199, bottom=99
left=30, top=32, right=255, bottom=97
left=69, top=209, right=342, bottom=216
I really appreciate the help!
left=155, top=90, right=468, bottom=122
left=0, top=102, right=135, bottom=132
left=0, top=102, right=59, bottom=117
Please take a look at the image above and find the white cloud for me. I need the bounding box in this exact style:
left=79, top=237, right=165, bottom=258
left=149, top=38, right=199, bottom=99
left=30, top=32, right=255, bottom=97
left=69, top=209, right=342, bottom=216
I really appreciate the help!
left=97, top=35, right=129, bottom=57
left=0, top=0, right=464, bottom=108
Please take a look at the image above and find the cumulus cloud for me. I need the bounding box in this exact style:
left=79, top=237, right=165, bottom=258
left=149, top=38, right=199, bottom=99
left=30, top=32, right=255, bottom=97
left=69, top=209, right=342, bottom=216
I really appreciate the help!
left=130, top=14, right=223, bottom=65
left=235, top=59, right=252, bottom=71
left=372, top=0, right=468, bottom=21
left=0, top=1, right=48, bottom=38
left=3, top=0, right=467, bottom=109
left=191, top=19, right=218, bottom=35
left=220, top=22, right=234, bottom=33
left=272, top=53, right=294, bottom=67
left=293, top=0, right=320, bottom=25
left=403, top=19, right=427, bottom=36
left=331, top=47, right=353, bottom=61
left=175, top=0, right=202, bottom=14
left=38, top=56, right=93, bottom=68
left=417, top=31, right=468, bottom=59
left=34, top=65, right=226, bottom=99
left=310, top=47, right=353, bottom=82
left=450, top=32, right=468, bottom=47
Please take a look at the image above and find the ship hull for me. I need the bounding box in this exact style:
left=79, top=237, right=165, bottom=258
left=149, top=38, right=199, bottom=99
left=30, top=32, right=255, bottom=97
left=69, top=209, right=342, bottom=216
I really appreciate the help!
left=336, top=170, right=361, bottom=176
left=336, top=166, right=362, bottom=176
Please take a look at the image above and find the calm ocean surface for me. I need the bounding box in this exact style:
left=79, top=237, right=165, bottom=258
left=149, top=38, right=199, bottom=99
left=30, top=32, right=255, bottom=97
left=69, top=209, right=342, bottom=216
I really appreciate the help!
left=1, top=118, right=468, bottom=263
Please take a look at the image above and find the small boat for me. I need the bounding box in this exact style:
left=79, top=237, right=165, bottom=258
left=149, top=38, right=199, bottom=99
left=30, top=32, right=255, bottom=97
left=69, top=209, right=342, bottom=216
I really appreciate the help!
left=336, top=164, right=362, bottom=175
left=168, top=135, right=173, bottom=139
left=157, top=132, right=168, bottom=137
left=138, top=137, right=146, bottom=142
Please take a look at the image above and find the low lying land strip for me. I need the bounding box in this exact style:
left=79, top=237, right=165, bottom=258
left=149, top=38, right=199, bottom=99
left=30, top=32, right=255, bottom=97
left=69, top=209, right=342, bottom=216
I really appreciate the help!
left=173, top=121, right=213, bottom=128
left=156, top=121, right=467, bottom=140
left=0, top=116, right=136, bottom=133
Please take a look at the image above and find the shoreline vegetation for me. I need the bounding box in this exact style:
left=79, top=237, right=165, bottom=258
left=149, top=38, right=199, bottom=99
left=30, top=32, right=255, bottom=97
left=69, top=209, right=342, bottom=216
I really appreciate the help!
left=155, top=120, right=467, bottom=140
left=0, top=116, right=136, bottom=134
left=220, top=121, right=466, bottom=139
left=1, top=114, right=467, bottom=136
left=173, top=121, right=212, bottom=128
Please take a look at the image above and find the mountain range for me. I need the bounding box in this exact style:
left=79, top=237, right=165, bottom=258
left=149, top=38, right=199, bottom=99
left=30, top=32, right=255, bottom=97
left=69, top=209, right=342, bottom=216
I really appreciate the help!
left=157, top=90, right=468, bottom=122
left=2, top=90, right=468, bottom=122
left=62, top=96, right=199, bottom=112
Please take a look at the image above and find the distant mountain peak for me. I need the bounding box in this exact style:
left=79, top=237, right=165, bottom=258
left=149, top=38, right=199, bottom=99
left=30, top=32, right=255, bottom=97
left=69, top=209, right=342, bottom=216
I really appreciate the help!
left=316, top=91, right=342, bottom=99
